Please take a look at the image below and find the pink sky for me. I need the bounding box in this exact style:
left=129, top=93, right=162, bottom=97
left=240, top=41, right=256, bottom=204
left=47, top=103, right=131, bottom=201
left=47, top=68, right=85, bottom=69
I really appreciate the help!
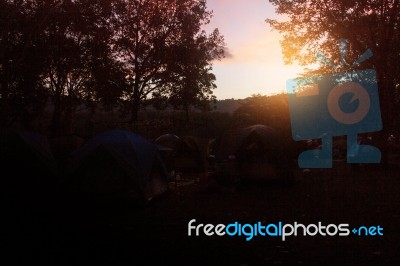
left=204, top=0, right=304, bottom=99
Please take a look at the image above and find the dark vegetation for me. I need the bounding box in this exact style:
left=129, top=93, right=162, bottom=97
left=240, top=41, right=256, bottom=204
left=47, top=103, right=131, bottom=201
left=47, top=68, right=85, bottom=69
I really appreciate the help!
left=0, top=0, right=224, bottom=135
left=268, top=0, right=400, bottom=162
left=2, top=0, right=400, bottom=265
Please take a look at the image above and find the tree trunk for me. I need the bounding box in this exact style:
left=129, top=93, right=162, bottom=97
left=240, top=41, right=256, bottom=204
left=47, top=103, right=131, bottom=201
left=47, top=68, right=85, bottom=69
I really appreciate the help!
left=130, top=85, right=141, bottom=123
left=50, top=96, right=63, bottom=136
left=0, top=80, right=9, bottom=126
left=185, top=105, right=190, bottom=124
left=376, top=68, right=395, bottom=168
left=130, top=100, right=140, bottom=123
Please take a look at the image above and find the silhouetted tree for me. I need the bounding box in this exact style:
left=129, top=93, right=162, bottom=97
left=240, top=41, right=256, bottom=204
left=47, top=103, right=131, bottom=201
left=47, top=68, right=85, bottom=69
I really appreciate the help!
left=0, top=0, right=59, bottom=128
left=167, top=28, right=223, bottom=121
left=0, top=0, right=224, bottom=134
left=40, top=0, right=120, bottom=134
left=112, top=0, right=224, bottom=122
left=233, top=94, right=291, bottom=137
left=0, top=1, right=122, bottom=133
left=267, top=0, right=400, bottom=132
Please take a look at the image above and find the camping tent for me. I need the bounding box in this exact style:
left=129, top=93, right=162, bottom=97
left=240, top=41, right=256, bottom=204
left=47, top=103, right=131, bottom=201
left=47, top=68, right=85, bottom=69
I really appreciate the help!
left=64, top=130, right=169, bottom=203
left=49, top=134, right=85, bottom=164
left=154, top=134, right=184, bottom=172
left=154, top=134, right=184, bottom=152
left=155, top=134, right=208, bottom=176
left=0, top=127, right=58, bottom=199
left=180, top=136, right=209, bottom=173
left=213, top=125, right=293, bottom=185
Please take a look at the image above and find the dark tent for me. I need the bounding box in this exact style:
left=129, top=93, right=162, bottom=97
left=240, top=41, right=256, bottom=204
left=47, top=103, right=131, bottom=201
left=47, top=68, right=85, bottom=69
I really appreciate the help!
left=155, top=134, right=208, bottom=178
left=64, top=130, right=169, bottom=203
left=154, top=134, right=183, bottom=151
left=0, top=127, right=58, bottom=199
left=179, top=136, right=209, bottom=173
left=213, top=125, right=293, bottom=185
left=0, top=128, right=59, bottom=265
left=49, top=134, right=85, bottom=164
left=154, top=134, right=184, bottom=172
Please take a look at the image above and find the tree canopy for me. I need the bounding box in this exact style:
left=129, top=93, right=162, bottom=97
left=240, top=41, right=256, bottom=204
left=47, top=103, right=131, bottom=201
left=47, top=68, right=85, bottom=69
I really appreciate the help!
left=267, top=0, right=400, bottom=131
left=0, top=0, right=224, bottom=133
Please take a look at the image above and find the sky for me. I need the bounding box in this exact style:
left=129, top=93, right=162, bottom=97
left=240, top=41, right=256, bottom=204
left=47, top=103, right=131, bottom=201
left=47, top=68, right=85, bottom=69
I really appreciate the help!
left=204, top=0, right=304, bottom=100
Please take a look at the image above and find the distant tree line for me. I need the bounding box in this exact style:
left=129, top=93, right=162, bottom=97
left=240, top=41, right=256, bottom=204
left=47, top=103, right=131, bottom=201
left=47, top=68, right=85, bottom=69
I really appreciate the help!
left=0, top=0, right=224, bottom=135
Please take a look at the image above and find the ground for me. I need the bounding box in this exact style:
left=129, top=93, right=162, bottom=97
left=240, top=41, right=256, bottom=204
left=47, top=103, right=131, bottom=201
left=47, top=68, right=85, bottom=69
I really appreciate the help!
left=3, top=164, right=400, bottom=265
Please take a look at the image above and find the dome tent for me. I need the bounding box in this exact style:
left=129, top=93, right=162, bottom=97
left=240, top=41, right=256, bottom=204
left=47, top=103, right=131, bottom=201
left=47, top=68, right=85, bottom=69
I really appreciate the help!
left=213, top=125, right=294, bottom=185
left=154, top=134, right=184, bottom=173
left=155, top=134, right=208, bottom=177
left=0, top=128, right=59, bottom=265
left=0, top=127, right=58, bottom=200
left=64, top=130, right=169, bottom=203
left=154, top=134, right=183, bottom=152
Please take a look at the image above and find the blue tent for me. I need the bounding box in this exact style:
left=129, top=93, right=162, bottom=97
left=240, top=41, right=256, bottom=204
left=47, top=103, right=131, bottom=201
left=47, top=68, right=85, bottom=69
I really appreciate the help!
left=65, top=130, right=169, bottom=202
